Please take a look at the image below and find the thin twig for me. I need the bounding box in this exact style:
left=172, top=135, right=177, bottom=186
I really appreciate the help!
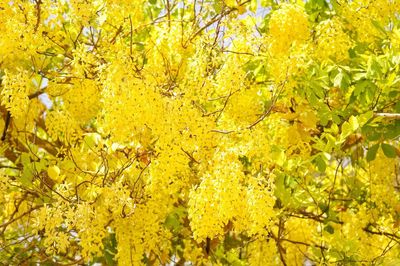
left=110, top=26, right=123, bottom=44
left=248, top=74, right=288, bottom=129
left=210, top=129, right=235, bottom=134
left=181, top=147, right=200, bottom=164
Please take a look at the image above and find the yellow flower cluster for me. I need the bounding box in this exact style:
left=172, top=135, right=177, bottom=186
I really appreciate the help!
left=315, top=17, right=353, bottom=62
left=338, top=0, right=398, bottom=43
left=1, top=70, right=31, bottom=119
left=114, top=200, right=172, bottom=265
left=188, top=152, right=246, bottom=241
left=100, top=61, right=164, bottom=145
left=45, top=109, right=82, bottom=143
left=62, top=78, right=101, bottom=124
left=245, top=175, right=275, bottom=236
left=68, top=0, right=101, bottom=25
left=1, top=0, right=400, bottom=264
left=268, top=3, right=309, bottom=55
left=247, top=239, right=280, bottom=265
left=188, top=150, right=276, bottom=241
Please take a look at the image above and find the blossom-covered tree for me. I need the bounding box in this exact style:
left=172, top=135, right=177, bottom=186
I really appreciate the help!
left=0, top=0, right=399, bottom=264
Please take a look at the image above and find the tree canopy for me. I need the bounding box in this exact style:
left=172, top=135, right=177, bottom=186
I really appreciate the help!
left=0, top=0, right=400, bottom=265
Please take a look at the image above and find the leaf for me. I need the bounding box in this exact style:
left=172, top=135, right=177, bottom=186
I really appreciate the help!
left=358, top=111, right=373, bottom=127
left=314, top=154, right=326, bottom=172
left=354, top=80, right=368, bottom=96
left=83, top=133, right=100, bottom=149
left=333, top=71, right=343, bottom=88
left=20, top=152, right=31, bottom=166
left=48, top=165, right=60, bottom=180
left=333, top=70, right=349, bottom=89
left=274, top=173, right=292, bottom=207
left=20, top=168, right=33, bottom=186
left=341, top=121, right=352, bottom=139
left=395, top=101, right=400, bottom=113
left=366, top=56, right=382, bottom=78
left=224, top=0, right=236, bottom=8
left=381, top=143, right=397, bottom=158
left=324, top=224, right=334, bottom=234
left=349, top=116, right=359, bottom=131
left=366, top=143, right=379, bottom=162
left=371, top=20, right=387, bottom=36
left=313, top=84, right=325, bottom=99
left=271, top=146, right=285, bottom=166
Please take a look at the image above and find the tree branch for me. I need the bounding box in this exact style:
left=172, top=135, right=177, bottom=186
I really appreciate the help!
left=34, top=0, right=42, bottom=33
left=374, top=113, right=400, bottom=119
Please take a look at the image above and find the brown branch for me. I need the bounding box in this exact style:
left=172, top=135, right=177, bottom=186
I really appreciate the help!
left=221, top=50, right=256, bottom=56
left=0, top=165, right=20, bottom=170
left=110, top=25, right=123, bottom=44
left=215, top=89, right=239, bottom=121
left=363, top=226, right=400, bottom=243
left=185, top=7, right=235, bottom=45
left=210, top=129, right=235, bottom=134
left=327, top=159, right=343, bottom=213
left=0, top=206, right=41, bottom=231
left=181, top=147, right=200, bottom=164
left=271, top=218, right=287, bottom=266
left=42, top=32, right=73, bottom=59
left=28, top=89, right=45, bottom=100
left=281, top=238, right=328, bottom=252
left=72, top=26, right=84, bottom=49
left=23, top=132, right=58, bottom=156
left=166, top=0, right=171, bottom=28
left=34, top=0, right=42, bottom=33
left=1, top=111, right=11, bottom=141
left=1, top=89, right=46, bottom=142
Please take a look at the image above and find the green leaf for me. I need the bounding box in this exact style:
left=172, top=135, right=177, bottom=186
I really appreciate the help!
left=381, top=143, right=397, bottom=158
left=20, top=167, right=34, bottom=186
left=314, top=154, right=326, bottom=172
left=271, top=146, right=285, bottom=166
left=324, top=224, right=334, bottom=234
left=358, top=111, right=373, bottom=127
left=354, top=80, right=368, bottom=96
left=395, top=102, right=400, bottom=113
left=274, top=173, right=292, bottom=207
left=363, top=125, right=382, bottom=141
left=366, top=143, right=379, bottom=162
left=383, top=123, right=400, bottom=139
left=341, top=121, right=352, bottom=139
left=371, top=20, right=387, bottom=36
left=20, top=152, right=31, bottom=166
left=333, top=70, right=350, bottom=89
left=333, top=72, right=343, bottom=88
left=313, top=85, right=325, bottom=99
left=349, top=116, right=359, bottom=131
left=164, top=214, right=181, bottom=233
left=366, top=56, right=382, bottom=79
left=83, top=133, right=100, bottom=150
left=33, top=161, right=47, bottom=172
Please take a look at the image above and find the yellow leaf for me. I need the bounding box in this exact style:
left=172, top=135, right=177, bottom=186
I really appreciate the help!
left=224, top=0, right=236, bottom=8
left=48, top=165, right=60, bottom=181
